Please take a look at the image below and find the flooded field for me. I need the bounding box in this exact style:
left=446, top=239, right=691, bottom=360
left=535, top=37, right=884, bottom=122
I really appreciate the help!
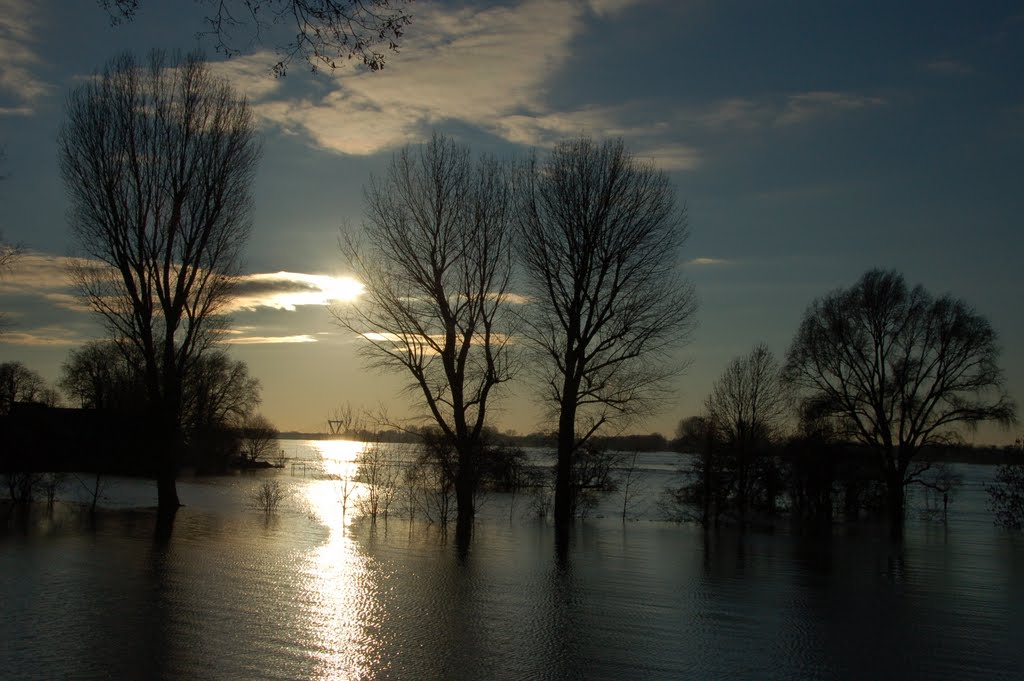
left=2, top=441, right=1023, bottom=680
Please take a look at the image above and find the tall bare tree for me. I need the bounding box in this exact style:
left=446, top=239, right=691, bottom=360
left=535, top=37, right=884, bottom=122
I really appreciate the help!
left=59, top=51, right=261, bottom=513
left=100, top=0, right=414, bottom=75
left=517, top=137, right=697, bottom=529
left=705, top=343, right=788, bottom=519
left=335, top=133, right=517, bottom=534
left=784, top=269, right=1017, bottom=524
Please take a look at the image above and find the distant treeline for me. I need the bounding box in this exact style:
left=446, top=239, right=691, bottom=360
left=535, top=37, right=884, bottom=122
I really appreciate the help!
left=279, top=429, right=671, bottom=452
left=280, top=428, right=1013, bottom=463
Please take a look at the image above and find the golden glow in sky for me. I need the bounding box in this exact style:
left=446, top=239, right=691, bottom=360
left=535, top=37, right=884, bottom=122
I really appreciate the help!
left=232, top=272, right=364, bottom=311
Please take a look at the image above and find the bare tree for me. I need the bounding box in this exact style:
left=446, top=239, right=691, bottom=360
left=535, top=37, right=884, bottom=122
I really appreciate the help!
left=784, top=269, right=1017, bottom=524
left=516, top=136, right=698, bottom=529
left=59, top=51, right=261, bottom=514
left=662, top=412, right=726, bottom=527
left=100, top=0, right=414, bottom=76
left=59, top=340, right=142, bottom=410
left=238, top=413, right=279, bottom=466
left=250, top=479, right=286, bottom=514
left=705, top=344, right=789, bottom=520
left=0, top=361, right=46, bottom=415
left=355, top=443, right=400, bottom=521
left=335, top=133, right=517, bottom=535
left=183, top=351, right=262, bottom=434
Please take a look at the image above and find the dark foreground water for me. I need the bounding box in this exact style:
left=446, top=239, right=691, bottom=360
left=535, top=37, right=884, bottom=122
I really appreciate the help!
left=2, top=442, right=1023, bottom=680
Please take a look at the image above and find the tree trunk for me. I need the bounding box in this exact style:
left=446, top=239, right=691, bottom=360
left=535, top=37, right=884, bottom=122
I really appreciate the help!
left=885, top=471, right=905, bottom=532
left=157, top=470, right=181, bottom=511
left=553, top=406, right=576, bottom=530
left=155, top=410, right=183, bottom=514
left=454, top=439, right=476, bottom=533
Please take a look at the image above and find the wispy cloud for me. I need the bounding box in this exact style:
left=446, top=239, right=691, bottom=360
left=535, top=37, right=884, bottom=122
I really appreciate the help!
left=693, top=91, right=884, bottom=130
left=687, top=257, right=733, bottom=266
left=0, top=325, right=81, bottom=347
left=228, top=271, right=363, bottom=311
left=775, top=91, right=885, bottom=126
left=924, top=58, right=973, bottom=76
left=0, top=0, right=52, bottom=109
left=226, top=334, right=319, bottom=345
left=0, top=252, right=74, bottom=293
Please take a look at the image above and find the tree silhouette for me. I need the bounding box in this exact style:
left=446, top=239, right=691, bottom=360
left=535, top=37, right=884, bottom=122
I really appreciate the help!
left=335, top=133, right=517, bottom=535
left=705, top=343, right=788, bottom=520
left=784, top=269, right=1016, bottom=524
left=0, top=361, right=46, bottom=415
left=516, top=137, right=697, bottom=529
left=59, top=51, right=261, bottom=514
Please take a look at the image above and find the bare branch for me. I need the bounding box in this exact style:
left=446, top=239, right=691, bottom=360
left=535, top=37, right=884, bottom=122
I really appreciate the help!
left=100, top=0, right=414, bottom=76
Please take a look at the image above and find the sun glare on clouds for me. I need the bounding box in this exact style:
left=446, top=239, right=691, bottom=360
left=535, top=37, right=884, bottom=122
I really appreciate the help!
left=229, top=271, right=364, bottom=312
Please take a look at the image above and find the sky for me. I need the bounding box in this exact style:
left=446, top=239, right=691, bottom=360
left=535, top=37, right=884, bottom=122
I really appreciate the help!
left=0, top=0, right=1021, bottom=443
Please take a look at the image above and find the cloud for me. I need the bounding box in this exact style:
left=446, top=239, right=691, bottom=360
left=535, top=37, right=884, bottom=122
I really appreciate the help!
left=0, top=0, right=52, bottom=108
left=924, top=59, right=973, bottom=76
left=207, top=56, right=285, bottom=100
left=687, top=257, right=733, bottom=266
left=775, top=91, right=885, bottom=126
left=586, top=0, right=647, bottom=17
left=226, top=334, right=319, bottom=345
left=227, top=271, right=363, bottom=311
left=690, top=92, right=884, bottom=130
left=234, top=0, right=679, bottom=157
left=0, top=324, right=81, bottom=347
left=213, top=2, right=877, bottom=168
left=0, top=252, right=74, bottom=294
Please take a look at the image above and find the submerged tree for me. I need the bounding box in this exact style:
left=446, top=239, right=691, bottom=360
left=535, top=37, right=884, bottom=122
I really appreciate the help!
left=238, top=413, right=279, bottom=466
left=335, top=133, right=517, bottom=535
left=100, top=0, right=414, bottom=75
left=987, top=437, right=1024, bottom=530
left=59, top=51, right=261, bottom=513
left=705, top=344, right=788, bottom=520
left=784, top=269, right=1016, bottom=525
left=517, top=137, right=697, bottom=528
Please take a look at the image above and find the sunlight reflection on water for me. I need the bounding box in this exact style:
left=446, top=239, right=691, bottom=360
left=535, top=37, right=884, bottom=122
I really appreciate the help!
left=302, top=439, right=377, bottom=679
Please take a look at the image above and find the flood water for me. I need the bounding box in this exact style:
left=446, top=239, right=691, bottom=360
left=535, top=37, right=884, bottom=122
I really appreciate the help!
left=2, top=440, right=1023, bottom=680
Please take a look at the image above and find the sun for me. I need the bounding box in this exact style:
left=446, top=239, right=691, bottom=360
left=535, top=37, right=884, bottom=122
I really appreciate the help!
left=322, top=275, right=364, bottom=303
